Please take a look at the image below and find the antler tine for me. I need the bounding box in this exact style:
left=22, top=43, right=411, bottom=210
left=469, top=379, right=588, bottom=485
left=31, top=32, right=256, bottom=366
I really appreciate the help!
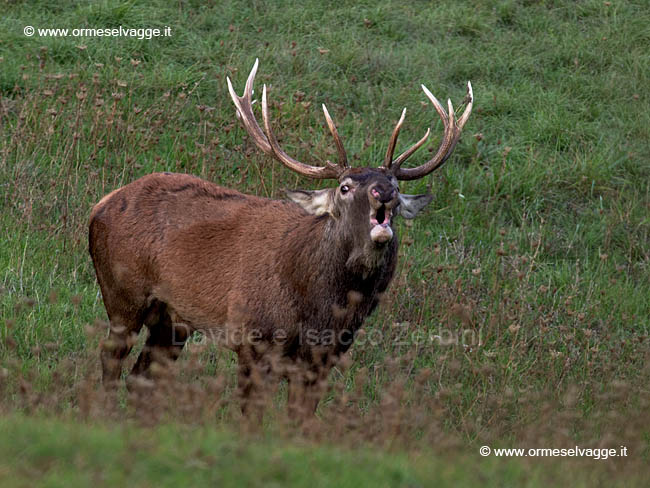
left=228, top=60, right=346, bottom=180
left=457, top=81, right=473, bottom=129
left=226, top=59, right=272, bottom=155
left=383, top=108, right=431, bottom=172
left=322, top=104, right=349, bottom=169
left=243, top=58, right=258, bottom=103
left=383, top=108, right=406, bottom=169
left=392, top=82, right=473, bottom=181
left=391, top=128, right=430, bottom=170
left=421, top=84, right=448, bottom=126
left=261, top=85, right=342, bottom=179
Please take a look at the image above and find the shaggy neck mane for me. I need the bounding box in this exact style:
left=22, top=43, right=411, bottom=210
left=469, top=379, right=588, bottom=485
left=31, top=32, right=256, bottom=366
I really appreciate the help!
left=278, top=212, right=398, bottom=303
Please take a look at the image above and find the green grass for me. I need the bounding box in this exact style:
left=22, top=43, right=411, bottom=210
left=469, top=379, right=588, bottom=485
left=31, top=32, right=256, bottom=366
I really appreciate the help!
left=0, top=414, right=641, bottom=488
left=1, top=0, right=649, bottom=485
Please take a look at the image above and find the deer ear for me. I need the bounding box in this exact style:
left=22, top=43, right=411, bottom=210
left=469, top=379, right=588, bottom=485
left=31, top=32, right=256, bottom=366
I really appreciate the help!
left=286, top=189, right=334, bottom=216
left=397, top=193, right=433, bottom=219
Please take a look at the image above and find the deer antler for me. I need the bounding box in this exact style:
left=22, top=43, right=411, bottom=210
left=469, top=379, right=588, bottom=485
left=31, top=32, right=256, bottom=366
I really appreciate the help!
left=383, top=108, right=431, bottom=170
left=227, top=59, right=349, bottom=180
left=385, top=82, right=473, bottom=181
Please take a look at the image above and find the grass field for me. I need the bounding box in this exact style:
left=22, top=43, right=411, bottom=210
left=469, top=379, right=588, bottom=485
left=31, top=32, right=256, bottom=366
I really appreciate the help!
left=1, top=0, right=649, bottom=485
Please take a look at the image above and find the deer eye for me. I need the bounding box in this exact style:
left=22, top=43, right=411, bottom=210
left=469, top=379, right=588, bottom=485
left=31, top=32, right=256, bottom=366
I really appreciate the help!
left=340, top=185, right=350, bottom=194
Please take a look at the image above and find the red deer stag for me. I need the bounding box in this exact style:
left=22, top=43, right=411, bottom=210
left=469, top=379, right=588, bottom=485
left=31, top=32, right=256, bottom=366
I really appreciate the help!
left=89, top=60, right=472, bottom=416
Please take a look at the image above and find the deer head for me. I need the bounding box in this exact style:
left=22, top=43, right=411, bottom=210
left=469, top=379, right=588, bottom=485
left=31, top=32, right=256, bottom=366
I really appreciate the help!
left=227, top=60, right=473, bottom=256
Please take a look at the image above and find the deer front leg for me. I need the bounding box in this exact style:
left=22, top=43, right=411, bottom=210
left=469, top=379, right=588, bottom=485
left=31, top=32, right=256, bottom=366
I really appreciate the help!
left=236, top=344, right=268, bottom=423
left=287, top=355, right=333, bottom=419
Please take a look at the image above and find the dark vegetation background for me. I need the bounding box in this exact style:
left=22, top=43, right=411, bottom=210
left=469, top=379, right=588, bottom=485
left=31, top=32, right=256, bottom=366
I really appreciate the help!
left=0, top=0, right=648, bottom=486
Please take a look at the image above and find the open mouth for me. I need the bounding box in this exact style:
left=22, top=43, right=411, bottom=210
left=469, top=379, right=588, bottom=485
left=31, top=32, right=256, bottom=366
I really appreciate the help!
left=370, top=204, right=393, bottom=243
left=370, top=204, right=391, bottom=226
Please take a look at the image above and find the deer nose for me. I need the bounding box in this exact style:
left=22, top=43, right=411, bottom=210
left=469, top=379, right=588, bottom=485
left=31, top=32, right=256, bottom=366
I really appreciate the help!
left=370, top=184, right=396, bottom=204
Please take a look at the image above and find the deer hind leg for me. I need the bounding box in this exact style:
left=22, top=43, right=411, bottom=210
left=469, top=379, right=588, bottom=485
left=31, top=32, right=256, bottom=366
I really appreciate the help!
left=130, top=300, right=190, bottom=379
left=101, top=311, right=143, bottom=387
left=91, top=237, right=146, bottom=387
